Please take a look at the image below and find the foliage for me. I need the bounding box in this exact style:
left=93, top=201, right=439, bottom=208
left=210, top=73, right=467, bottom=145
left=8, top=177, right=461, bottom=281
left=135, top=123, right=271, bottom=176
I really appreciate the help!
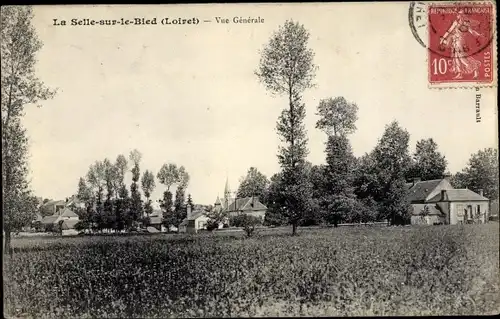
left=263, top=172, right=289, bottom=226
left=206, top=206, right=227, bottom=230
left=1, top=6, right=56, bottom=252
left=451, top=148, right=499, bottom=200
left=237, top=167, right=269, bottom=199
left=157, top=164, right=180, bottom=191
left=141, top=170, right=156, bottom=217
left=316, top=96, right=359, bottom=136
left=255, top=20, right=317, bottom=96
left=256, top=20, right=316, bottom=235
left=159, top=191, right=174, bottom=227
left=186, top=194, right=194, bottom=208
left=170, top=186, right=187, bottom=229
left=4, top=225, right=499, bottom=317
left=407, top=138, right=447, bottom=181
left=129, top=149, right=143, bottom=222
left=230, top=214, right=262, bottom=237
left=370, top=121, right=412, bottom=224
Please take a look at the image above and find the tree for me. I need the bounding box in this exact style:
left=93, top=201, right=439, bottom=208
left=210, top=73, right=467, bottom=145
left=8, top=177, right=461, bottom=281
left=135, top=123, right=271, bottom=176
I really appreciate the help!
left=451, top=148, right=499, bottom=200
left=141, top=170, right=156, bottom=218
left=206, top=205, right=227, bottom=231
left=372, top=121, right=412, bottom=225
left=316, top=97, right=359, bottom=136
left=237, top=167, right=269, bottom=199
left=157, top=163, right=179, bottom=228
left=186, top=194, right=194, bottom=208
left=320, top=135, right=359, bottom=226
left=103, top=158, right=119, bottom=231
left=315, top=97, right=359, bottom=226
left=114, top=154, right=129, bottom=231
left=86, top=161, right=106, bottom=232
left=263, top=172, right=289, bottom=226
left=157, top=163, right=190, bottom=230
left=129, top=149, right=143, bottom=228
left=2, top=6, right=56, bottom=253
left=170, top=186, right=187, bottom=230
left=75, top=176, right=93, bottom=233
left=256, top=20, right=317, bottom=235
left=159, top=191, right=174, bottom=229
left=157, top=163, right=180, bottom=192
left=407, top=138, right=447, bottom=181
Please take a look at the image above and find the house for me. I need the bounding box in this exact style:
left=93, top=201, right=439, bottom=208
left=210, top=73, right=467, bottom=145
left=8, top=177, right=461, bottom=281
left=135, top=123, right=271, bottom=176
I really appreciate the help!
left=406, top=176, right=489, bottom=225
left=41, top=206, right=80, bottom=232
left=178, top=204, right=210, bottom=234
left=426, top=189, right=489, bottom=225
left=148, top=209, right=168, bottom=232
left=39, top=200, right=66, bottom=216
left=215, top=177, right=268, bottom=225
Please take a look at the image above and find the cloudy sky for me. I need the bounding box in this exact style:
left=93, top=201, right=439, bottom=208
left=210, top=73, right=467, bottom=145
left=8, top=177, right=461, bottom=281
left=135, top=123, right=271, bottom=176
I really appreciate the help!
left=24, top=3, right=497, bottom=205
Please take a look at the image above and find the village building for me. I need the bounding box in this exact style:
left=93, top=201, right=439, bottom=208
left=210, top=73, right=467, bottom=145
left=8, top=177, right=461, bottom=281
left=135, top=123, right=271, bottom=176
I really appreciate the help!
left=40, top=206, right=80, bottom=232
left=178, top=204, right=210, bottom=234
left=213, top=178, right=268, bottom=225
left=148, top=209, right=168, bottom=232
left=406, top=176, right=489, bottom=225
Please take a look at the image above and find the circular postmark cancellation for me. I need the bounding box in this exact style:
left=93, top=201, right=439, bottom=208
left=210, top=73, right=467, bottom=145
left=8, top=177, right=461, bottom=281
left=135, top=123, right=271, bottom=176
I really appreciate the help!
left=409, top=1, right=495, bottom=84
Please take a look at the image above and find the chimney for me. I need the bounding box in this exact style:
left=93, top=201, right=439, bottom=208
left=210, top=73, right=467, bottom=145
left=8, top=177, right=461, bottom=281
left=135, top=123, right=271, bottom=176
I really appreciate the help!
left=440, top=189, right=448, bottom=202
left=186, top=204, right=192, bottom=219
left=479, top=189, right=484, bottom=197
left=413, top=177, right=421, bottom=185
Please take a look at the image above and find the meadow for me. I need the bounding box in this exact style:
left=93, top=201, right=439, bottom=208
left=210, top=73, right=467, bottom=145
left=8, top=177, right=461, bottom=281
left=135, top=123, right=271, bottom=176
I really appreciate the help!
left=4, top=224, right=500, bottom=318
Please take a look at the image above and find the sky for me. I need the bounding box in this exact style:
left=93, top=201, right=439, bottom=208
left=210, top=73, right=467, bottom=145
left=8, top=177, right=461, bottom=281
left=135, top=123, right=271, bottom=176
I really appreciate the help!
left=24, top=3, right=498, bottom=206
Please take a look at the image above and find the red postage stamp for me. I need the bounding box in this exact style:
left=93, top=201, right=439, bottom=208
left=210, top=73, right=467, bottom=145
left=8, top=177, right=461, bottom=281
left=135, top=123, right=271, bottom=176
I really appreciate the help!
left=428, top=2, right=494, bottom=85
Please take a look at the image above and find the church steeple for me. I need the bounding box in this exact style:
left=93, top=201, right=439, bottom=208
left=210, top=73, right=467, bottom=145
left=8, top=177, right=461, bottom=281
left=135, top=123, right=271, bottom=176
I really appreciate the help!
left=224, top=177, right=231, bottom=199
left=224, top=177, right=231, bottom=209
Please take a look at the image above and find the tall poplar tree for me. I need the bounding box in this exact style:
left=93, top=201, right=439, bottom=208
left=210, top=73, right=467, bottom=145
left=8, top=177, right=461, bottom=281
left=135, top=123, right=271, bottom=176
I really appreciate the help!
left=256, top=20, right=317, bottom=235
left=2, top=6, right=56, bottom=252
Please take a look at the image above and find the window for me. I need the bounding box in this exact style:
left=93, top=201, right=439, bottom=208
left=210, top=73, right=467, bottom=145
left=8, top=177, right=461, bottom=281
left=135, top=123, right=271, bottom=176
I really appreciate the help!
left=456, top=204, right=464, bottom=216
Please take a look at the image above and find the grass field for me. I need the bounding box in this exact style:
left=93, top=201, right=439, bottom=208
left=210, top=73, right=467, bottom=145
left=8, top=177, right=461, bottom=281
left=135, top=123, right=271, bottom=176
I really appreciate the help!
left=4, top=224, right=500, bottom=317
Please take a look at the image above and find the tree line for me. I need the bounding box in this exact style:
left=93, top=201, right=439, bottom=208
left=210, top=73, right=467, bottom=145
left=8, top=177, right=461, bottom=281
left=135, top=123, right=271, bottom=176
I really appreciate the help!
left=74, top=150, right=192, bottom=233
left=247, top=19, right=499, bottom=234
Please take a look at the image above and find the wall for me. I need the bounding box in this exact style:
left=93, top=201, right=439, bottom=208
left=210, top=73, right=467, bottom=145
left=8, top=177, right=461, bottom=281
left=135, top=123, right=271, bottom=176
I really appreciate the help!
left=450, top=201, right=489, bottom=225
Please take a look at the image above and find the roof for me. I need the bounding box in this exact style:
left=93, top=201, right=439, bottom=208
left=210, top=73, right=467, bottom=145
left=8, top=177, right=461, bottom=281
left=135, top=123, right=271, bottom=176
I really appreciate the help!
left=188, top=210, right=207, bottom=221
left=42, top=200, right=66, bottom=207
left=405, top=179, right=443, bottom=202
left=59, top=207, right=79, bottom=218
left=41, top=215, right=58, bottom=225
left=411, top=203, right=445, bottom=216
left=427, top=189, right=489, bottom=202
left=225, top=197, right=267, bottom=212
left=61, top=219, right=79, bottom=230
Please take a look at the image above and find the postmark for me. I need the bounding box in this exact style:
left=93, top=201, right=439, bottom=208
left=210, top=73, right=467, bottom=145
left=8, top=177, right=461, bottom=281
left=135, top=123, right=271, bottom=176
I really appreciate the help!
left=409, top=1, right=497, bottom=88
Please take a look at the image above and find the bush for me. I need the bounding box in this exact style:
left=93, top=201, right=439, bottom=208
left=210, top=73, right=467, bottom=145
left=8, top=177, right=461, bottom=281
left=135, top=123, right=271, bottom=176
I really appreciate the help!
left=206, top=219, right=219, bottom=231
left=230, top=214, right=262, bottom=237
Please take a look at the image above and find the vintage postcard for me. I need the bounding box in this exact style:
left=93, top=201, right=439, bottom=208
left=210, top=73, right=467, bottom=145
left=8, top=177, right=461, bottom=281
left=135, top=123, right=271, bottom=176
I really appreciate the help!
left=2, top=2, right=498, bottom=318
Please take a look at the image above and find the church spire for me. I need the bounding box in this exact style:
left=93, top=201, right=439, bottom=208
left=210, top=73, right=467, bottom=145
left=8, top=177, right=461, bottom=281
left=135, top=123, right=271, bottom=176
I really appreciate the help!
left=224, top=176, right=231, bottom=199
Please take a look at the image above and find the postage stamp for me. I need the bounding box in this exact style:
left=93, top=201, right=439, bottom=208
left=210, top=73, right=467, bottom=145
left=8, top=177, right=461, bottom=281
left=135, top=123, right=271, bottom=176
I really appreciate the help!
left=428, top=2, right=495, bottom=85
